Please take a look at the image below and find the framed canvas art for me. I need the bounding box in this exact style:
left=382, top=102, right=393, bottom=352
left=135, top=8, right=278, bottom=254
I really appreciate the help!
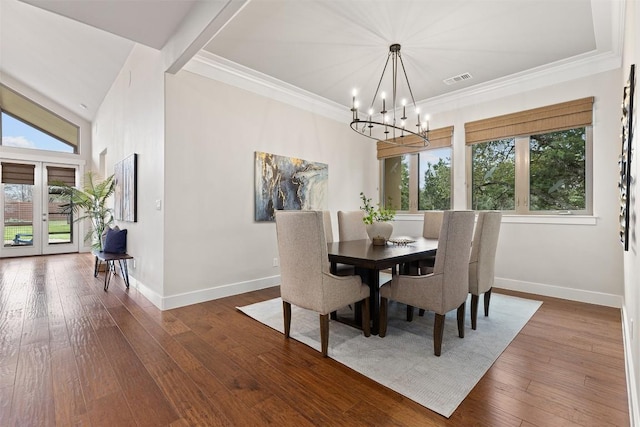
left=255, top=151, right=328, bottom=221
left=114, top=153, right=137, bottom=222
left=619, top=64, right=635, bottom=251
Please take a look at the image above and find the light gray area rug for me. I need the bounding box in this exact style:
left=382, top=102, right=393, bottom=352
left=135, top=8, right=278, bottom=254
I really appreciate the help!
left=238, top=293, right=541, bottom=418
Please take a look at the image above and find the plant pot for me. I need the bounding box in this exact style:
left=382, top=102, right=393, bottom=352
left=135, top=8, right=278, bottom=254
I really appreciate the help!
left=366, top=222, right=393, bottom=245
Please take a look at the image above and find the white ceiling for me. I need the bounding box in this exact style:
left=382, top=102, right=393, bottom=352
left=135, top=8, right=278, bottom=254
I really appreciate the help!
left=0, top=0, right=623, bottom=123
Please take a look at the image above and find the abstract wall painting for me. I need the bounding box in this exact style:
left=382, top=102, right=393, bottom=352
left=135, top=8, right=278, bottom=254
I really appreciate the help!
left=619, top=64, right=635, bottom=251
left=255, top=151, right=328, bottom=222
left=114, top=153, right=137, bottom=222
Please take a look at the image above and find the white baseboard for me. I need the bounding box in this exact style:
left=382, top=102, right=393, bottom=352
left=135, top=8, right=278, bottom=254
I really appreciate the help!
left=494, top=277, right=623, bottom=308
left=132, top=274, right=622, bottom=311
left=622, top=305, right=639, bottom=427
left=126, top=275, right=164, bottom=309
left=153, top=275, right=281, bottom=310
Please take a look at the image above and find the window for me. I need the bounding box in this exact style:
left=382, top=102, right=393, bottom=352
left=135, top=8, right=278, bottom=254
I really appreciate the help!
left=466, top=97, right=593, bottom=214
left=380, top=126, right=453, bottom=212
left=418, top=147, right=451, bottom=210
left=2, top=113, right=75, bottom=154
left=470, top=138, right=515, bottom=210
left=0, top=84, right=78, bottom=154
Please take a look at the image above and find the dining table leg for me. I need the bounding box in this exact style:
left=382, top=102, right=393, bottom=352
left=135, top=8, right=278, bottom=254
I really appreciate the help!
left=357, top=268, right=381, bottom=335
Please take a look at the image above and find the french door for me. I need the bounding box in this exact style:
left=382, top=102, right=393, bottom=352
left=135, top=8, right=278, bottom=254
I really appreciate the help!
left=1, top=161, right=79, bottom=257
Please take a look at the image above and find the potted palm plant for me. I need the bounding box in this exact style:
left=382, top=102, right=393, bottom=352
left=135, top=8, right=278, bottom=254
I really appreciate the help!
left=54, top=171, right=115, bottom=251
left=360, top=192, right=395, bottom=245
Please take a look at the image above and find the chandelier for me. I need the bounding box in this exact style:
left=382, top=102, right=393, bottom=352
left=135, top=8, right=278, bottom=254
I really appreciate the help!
left=350, top=43, right=429, bottom=146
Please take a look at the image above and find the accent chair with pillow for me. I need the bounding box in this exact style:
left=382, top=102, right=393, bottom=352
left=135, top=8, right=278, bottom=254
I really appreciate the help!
left=379, top=210, right=475, bottom=356
left=275, top=210, right=370, bottom=357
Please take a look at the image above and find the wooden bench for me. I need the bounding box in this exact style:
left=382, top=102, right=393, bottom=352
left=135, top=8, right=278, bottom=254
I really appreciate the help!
left=92, top=250, right=133, bottom=291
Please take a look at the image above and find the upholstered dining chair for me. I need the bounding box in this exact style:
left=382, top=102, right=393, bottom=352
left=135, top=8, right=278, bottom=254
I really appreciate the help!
left=379, top=210, right=475, bottom=356
left=275, top=210, right=370, bottom=357
left=414, top=210, right=444, bottom=275
left=337, top=210, right=368, bottom=241
left=323, top=210, right=355, bottom=276
left=469, top=211, right=502, bottom=330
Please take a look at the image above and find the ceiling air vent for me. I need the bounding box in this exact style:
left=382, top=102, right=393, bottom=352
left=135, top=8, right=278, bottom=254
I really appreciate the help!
left=443, top=72, right=473, bottom=85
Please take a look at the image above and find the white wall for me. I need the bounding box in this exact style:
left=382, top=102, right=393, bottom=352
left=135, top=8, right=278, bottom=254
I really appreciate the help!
left=163, top=70, right=377, bottom=308
left=92, top=45, right=166, bottom=306
left=391, top=69, right=624, bottom=306
left=621, top=0, right=639, bottom=423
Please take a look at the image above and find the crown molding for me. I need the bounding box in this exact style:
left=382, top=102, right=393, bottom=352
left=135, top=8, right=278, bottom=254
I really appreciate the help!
left=184, top=51, right=351, bottom=122
left=417, top=50, right=622, bottom=114
left=186, top=47, right=622, bottom=124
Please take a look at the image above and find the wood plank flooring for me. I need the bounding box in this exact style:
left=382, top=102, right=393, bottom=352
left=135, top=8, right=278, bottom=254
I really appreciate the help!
left=0, top=253, right=629, bottom=426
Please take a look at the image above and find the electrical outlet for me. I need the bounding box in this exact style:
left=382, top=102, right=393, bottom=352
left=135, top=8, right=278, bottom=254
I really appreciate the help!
left=273, top=258, right=279, bottom=267
left=132, top=259, right=136, bottom=269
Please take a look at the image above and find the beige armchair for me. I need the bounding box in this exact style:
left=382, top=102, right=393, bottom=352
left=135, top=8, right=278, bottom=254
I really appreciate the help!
left=337, top=210, right=368, bottom=241
left=379, top=210, right=475, bottom=356
left=414, top=210, right=444, bottom=275
left=323, top=210, right=355, bottom=276
left=275, top=210, right=370, bottom=357
left=423, top=210, right=444, bottom=239
left=469, top=211, right=502, bottom=330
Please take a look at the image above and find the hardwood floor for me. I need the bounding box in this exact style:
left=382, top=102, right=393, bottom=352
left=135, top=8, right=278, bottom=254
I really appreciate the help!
left=0, top=253, right=629, bottom=426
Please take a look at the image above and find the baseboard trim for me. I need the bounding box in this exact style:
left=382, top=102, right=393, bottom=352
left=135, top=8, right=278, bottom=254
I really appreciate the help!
left=127, top=276, right=164, bottom=309
left=622, top=305, right=639, bottom=427
left=494, top=277, right=623, bottom=308
left=158, top=275, right=281, bottom=310
left=133, top=274, right=622, bottom=311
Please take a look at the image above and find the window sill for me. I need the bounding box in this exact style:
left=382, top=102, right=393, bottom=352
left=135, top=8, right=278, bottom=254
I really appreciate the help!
left=393, top=213, right=598, bottom=226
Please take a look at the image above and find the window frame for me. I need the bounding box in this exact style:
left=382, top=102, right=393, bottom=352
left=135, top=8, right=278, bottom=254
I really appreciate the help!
left=465, top=126, right=593, bottom=215
left=378, top=126, right=454, bottom=214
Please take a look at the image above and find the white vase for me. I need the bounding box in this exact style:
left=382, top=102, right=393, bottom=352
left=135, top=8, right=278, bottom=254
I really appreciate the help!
left=366, top=222, right=393, bottom=245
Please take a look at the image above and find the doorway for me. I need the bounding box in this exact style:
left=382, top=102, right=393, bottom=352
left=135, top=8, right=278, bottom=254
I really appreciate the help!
left=1, top=161, right=79, bottom=257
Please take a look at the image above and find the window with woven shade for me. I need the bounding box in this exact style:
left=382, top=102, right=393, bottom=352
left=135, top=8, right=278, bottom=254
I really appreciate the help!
left=465, top=97, right=593, bottom=214
left=378, top=126, right=454, bottom=212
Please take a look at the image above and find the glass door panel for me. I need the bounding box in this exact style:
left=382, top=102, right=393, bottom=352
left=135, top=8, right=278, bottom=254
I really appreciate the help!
left=3, top=183, right=34, bottom=247
left=42, top=164, right=78, bottom=255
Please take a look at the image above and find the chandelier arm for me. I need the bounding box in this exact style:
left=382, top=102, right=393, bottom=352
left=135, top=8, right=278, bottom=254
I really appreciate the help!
left=350, top=120, right=429, bottom=146
left=369, top=52, right=392, bottom=112
left=398, top=53, right=419, bottom=108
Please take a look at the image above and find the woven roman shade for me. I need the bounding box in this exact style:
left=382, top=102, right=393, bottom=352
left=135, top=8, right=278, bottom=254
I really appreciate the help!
left=377, top=126, right=454, bottom=159
left=1, top=162, right=35, bottom=185
left=465, top=97, right=594, bottom=145
left=47, top=166, right=75, bottom=186
left=0, top=84, right=79, bottom=151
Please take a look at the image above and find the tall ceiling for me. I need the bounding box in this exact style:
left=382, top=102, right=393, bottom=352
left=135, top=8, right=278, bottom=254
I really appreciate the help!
left=0, top=0, right=623, bottom=123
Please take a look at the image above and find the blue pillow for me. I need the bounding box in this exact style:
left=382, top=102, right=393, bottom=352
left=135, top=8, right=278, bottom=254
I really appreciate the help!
left=103, top=228, right=127, bottom=253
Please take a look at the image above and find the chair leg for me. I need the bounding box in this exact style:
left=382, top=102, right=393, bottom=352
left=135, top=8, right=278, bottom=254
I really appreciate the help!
left=433, top=313, right=445, bottom=357
left=406, top=305, right=414, bottom=322
left=283, top=301, right=292, bottom=338
left=457, top=302, right=465, bottom=338
left=379, top=297, right=388, bottom=337
left=484, top=288, right=492, bottom=317
left=361, top=297, right=371, bottom=337
left=418, top=309, right=425, bottom=317
left=471, top=294, right=479, bottom=330
left=320, top=314, right=329, bottom=357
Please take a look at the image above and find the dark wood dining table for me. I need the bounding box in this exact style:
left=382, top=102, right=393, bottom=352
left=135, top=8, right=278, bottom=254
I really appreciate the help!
left=327, top=237, right=438, bottom=335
